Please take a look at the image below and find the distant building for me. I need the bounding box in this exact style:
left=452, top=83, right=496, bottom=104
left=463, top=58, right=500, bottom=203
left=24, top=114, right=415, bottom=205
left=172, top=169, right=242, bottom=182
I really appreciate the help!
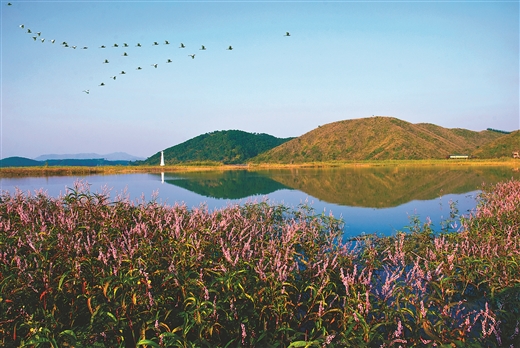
left=447, top=155, right=469, bottom=159
left=160, top=151, right=165, bottom=166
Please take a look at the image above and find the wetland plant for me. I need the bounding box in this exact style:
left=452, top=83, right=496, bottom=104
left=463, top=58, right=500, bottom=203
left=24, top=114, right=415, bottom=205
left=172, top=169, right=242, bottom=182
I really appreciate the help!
left=0, top=179, right=519, bottom=347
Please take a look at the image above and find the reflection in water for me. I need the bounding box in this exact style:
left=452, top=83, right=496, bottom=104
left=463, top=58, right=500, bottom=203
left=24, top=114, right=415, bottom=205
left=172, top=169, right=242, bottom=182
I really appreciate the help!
left=155, top=171, right=289, bottom=199
left=1, top=166, right=517, bottom=238
left=158, top=166, right=519, bottom=208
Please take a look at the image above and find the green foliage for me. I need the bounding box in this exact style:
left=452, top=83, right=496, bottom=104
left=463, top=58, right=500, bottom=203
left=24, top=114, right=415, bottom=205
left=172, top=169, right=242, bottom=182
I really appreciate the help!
left=142, top=130, right=293, bottom=165
left=1, top=179, right=519, bottom=346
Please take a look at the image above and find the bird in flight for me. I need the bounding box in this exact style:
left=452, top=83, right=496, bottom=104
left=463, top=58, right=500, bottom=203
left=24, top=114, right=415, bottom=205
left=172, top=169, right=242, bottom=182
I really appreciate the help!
left=123, top=43, right=129, bottom=47
left=153, top=42, right=159, bottom=46
left=165, top=40, right=170, bottom=45
left=188, top=54, right=195, bottom=59
left=27, top=29, right=31, bottom=33
left=179, top=43, right=185, bottom=48
left=7, top=2, right=12, bottom=5
left=166, top=59, right=172, bottom=63
left=103, top=59, right=109, bottom=64
left=32, top=36, right=37, bottom=41
left=227, top=45, right=233, bottom=50
left=120, top=71, right=126, bottom=75
left=19, top=24, right=24, bottom=29
left=40, top=38, right=45, bottom=43
left=50, top=39, right=55, bottom=44
left=83, top=90, right=90, bottom=94
left=99, top=45, right=106, bottom=48
left=285, top=32, right=291, bottom=36
left=99, top=83, right=105, bottom=86
left=122, top=52, right=128, bottom=56
left=136, top=43, right=142, bottom=47
left=36, top=32, right=41, bottom=36
left=110, top=76, right=117, bottom=80
left=200, top=45, right=206, bottom=50
left=82, top=46, right=88, bottom=49
left=113, top=43, right=119, bottom=47
left=151, top=63, right=158, bottom=68
left=136, top=66, right=142, bottom=70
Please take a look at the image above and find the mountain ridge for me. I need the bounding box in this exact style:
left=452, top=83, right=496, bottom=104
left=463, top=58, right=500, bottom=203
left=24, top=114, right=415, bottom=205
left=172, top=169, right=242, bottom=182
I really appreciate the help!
left=34, top=152, right=145, bottom=161
left=251, top=116, right=510, bottom=163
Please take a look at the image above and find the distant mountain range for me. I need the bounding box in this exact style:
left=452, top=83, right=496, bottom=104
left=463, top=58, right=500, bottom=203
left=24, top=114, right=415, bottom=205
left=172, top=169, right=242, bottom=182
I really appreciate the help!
left=34, top=152, right=145, bottom=161
left=0, top=157, right=136, bottom=168
left=0, top=152, right=144, bottom=168
left=2, top=117, right=518, bottom=168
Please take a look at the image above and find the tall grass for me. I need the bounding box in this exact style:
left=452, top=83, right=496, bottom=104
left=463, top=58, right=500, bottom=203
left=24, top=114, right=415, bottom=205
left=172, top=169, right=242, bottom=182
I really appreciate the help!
left=0, top=179, right=519, bottom=347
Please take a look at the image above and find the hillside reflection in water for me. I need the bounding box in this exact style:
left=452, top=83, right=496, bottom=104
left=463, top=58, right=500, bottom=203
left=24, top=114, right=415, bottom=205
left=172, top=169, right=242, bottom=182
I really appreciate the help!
left=1, top=166, right=518, bottom=238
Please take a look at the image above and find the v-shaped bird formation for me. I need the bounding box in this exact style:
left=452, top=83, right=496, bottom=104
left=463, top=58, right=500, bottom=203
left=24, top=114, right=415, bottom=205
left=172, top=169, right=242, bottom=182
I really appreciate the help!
left=9, top=2, right=290, bottom=94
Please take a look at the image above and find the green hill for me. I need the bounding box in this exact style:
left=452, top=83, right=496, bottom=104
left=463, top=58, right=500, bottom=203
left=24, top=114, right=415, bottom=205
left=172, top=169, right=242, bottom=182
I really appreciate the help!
left=143, top=130, right=293, bottom=165
left=472, top=130, right=520, bottom=158
left=0, top=157, right=134, bottom=167
left=0, top=157, right=41, bottom=167
left=251, top=116, right=507, bottom=163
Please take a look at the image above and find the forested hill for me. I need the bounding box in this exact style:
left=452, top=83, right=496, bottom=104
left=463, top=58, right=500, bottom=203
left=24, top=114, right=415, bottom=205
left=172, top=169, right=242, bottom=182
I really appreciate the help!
left=472, top=130, right=520, bottom=158
left=143, top=130, right=293, bottom=165
left=0, top=157, right=135, bottom=167
left=251, top=116, right=507, bottom=162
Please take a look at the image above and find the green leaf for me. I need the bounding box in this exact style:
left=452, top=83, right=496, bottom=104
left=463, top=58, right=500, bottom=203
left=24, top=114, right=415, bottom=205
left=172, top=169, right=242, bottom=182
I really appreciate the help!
left=136, top=339, right=160, bottom=347
left=59, top=329, right=77, bottom=339
left=288, top=341, right=320, bottom=347
left=58, top=271, right=70, bottom=291
left=106, top=311, right=118, bottom=322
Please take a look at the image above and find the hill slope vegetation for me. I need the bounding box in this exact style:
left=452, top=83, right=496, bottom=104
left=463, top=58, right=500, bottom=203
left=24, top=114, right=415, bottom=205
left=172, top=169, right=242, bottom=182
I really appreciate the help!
left=143, top=130, right=293, bottom=165
left=252, top=116, right=507, bottom=163
left=0, top=157, right=134, bottom=167
left=472, top=130, right=520, bottom=158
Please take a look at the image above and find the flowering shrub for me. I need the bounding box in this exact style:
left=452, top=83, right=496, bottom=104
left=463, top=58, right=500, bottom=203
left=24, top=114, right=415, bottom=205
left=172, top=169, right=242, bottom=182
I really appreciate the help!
left=0, top=179, right=519, bottom=347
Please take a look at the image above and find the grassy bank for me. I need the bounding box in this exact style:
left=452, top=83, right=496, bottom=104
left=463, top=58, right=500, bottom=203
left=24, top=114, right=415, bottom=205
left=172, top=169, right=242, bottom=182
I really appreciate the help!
left=248, top=158, right=519, bottom=168
left=0, top=164, right=246, bottom=177
left=0, top=179, right=519, bottom=347
left=1, top=159, right=518, bottom=177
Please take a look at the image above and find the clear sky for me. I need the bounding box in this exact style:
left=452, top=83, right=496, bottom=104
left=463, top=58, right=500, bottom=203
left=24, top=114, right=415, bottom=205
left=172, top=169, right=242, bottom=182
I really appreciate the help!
left=1, top=0, right=518, bottom=159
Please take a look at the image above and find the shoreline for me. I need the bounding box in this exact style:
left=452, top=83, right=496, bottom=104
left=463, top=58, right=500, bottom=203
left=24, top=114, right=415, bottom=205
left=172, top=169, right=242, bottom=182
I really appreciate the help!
left=0, top=159, right=518, bottom=177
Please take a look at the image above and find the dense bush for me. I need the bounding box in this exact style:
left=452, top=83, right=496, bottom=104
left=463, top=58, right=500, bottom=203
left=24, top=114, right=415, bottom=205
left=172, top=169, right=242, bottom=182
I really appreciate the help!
left=0, top=179, right=519, bottom=347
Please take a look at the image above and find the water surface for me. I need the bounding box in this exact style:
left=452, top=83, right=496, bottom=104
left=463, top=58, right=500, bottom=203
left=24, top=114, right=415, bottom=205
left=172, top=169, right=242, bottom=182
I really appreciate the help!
left=1, top=166, right=517, bottom=238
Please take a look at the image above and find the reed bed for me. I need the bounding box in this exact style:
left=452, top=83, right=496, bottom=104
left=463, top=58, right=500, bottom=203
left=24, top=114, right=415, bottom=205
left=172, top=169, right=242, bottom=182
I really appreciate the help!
left=0, top=179, right=519, bottom=347
left=1, top=158, right=518, bottom=177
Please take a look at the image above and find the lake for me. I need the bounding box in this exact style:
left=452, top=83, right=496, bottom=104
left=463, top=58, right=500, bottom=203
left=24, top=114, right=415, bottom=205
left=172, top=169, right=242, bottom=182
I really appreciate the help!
left=1, top=166, right=518, bottom=239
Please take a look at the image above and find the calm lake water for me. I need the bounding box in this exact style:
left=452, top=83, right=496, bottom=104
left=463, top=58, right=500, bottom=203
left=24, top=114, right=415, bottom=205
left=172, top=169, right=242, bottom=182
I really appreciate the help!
left=1, top=166, right=518, bottom=239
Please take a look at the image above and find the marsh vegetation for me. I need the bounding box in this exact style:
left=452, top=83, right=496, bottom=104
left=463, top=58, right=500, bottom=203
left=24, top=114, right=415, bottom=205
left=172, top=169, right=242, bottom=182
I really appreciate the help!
left=0, top=178, right=519, bottom=347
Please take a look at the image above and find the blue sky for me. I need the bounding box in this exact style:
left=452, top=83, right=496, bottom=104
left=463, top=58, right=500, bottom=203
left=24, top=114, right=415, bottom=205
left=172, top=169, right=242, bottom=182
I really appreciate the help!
left=1, top=0, right=518, bottom=159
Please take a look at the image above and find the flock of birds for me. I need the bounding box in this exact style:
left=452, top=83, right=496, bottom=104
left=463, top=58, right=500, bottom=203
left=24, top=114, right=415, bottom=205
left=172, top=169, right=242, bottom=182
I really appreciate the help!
left=9, top=2, right=291, bottom=94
